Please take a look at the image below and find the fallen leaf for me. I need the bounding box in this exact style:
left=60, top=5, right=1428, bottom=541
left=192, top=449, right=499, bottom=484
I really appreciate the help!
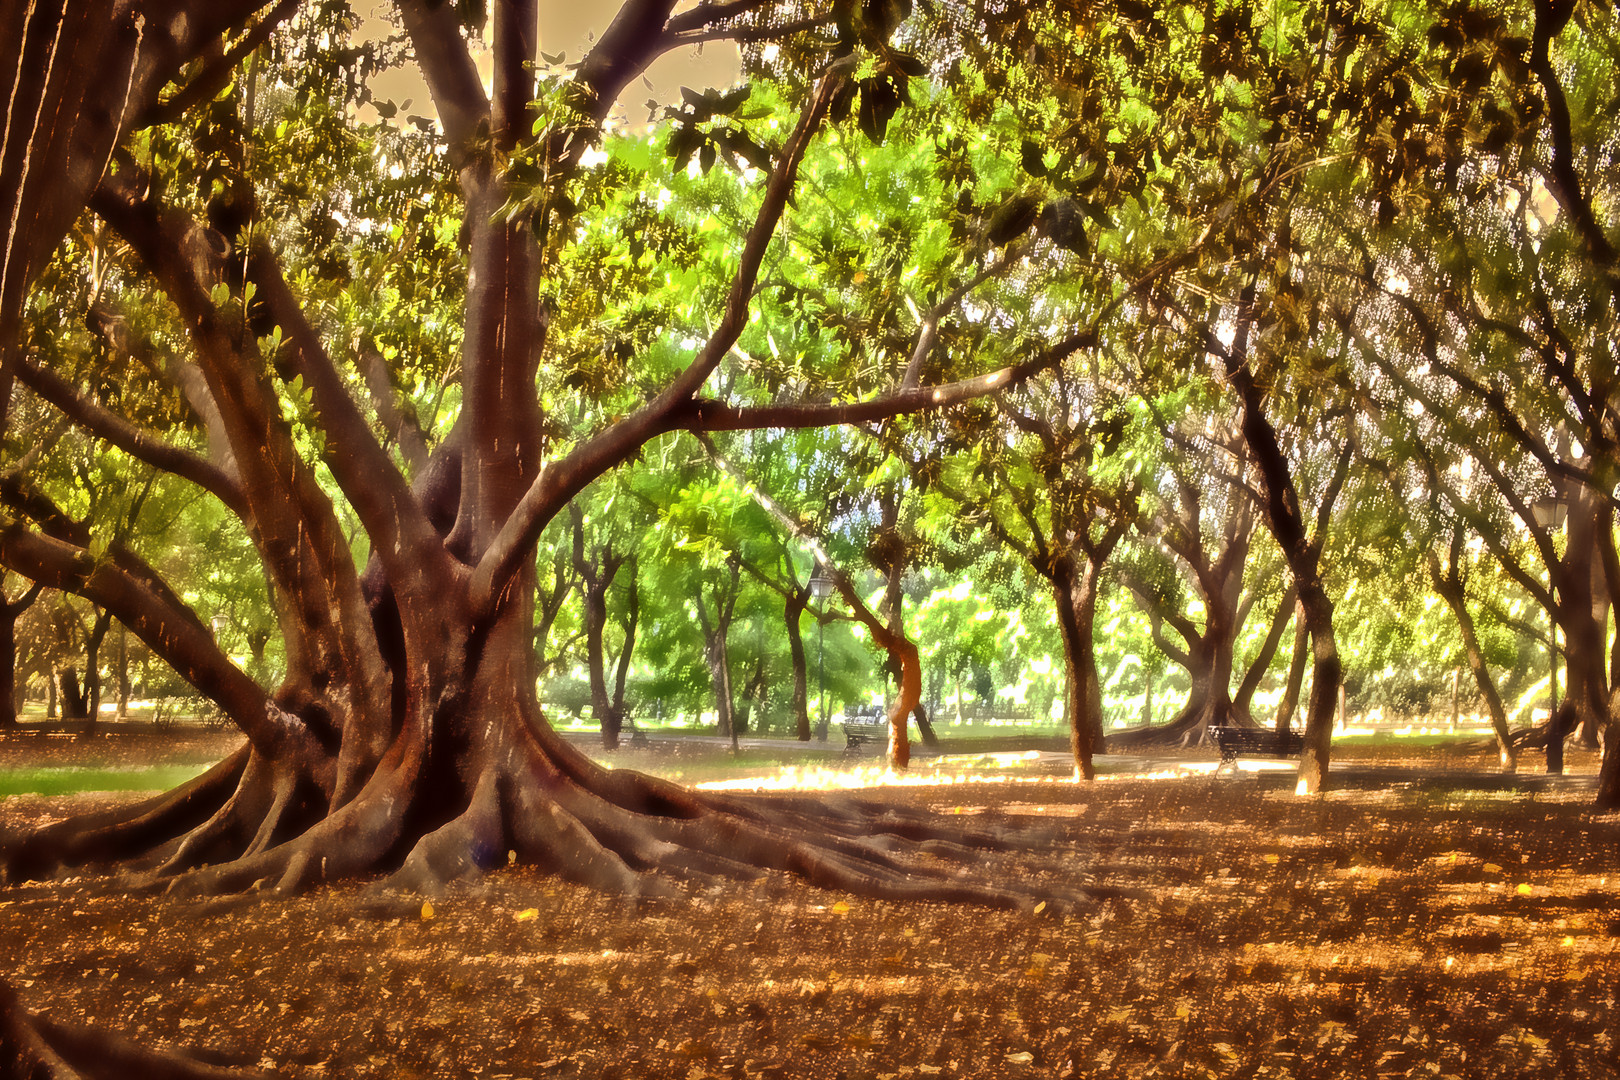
left=1006, top=1051, right=1034, bottom=1064
left=1516, top=884, right=1532, bottom=896
left=514, top=908, right=539, bottom=921
left=420, top=900, right=434, bottom=920
left=831, top=901, right=850, bottom=915
left=1483, top=862, right=1503, bottom=874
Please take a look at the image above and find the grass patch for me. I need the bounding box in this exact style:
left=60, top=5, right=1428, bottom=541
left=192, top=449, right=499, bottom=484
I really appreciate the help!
left=0, top=764, right=211, bottom=797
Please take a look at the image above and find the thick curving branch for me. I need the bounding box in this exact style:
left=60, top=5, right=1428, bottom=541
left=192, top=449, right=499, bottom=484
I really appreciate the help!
left=246, top=245, right=454, bottom=596
left=16, top=358, right=247, bottom=515
left=0, top=520, right=320, bottom=769
left=394, top=0, right=491, bottom=160
left=466, top=61, right=848, bottom=618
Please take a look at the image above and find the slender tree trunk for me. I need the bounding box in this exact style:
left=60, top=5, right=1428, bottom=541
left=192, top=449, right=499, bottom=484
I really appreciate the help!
left=911, top=701, right=939, bottom=747
left=1234, top=585, right=1297, bottom=723
left=84, top=608, right=112, bottom=726
left=1430, top=556, right=1517, bottom=771
left=784, top=591, right=811, bottom=741
left=116, top=624, right=130, bottom=719
left=1274, top=597, right=1307, bottom=732
left=582, top=579, right=621, bottom=749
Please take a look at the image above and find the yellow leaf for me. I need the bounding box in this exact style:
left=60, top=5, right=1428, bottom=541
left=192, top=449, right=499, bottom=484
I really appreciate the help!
left=831, top=901, right=850, bottom=915
left=1562, top=936, right=1575, bottom=947
left=1176, top=1004, right=1191, bottom=1019
left=1483, top=862, right=1503, bottom=874
left=514, top=908, right=539, bottom=922
left=1264, top=854, right=1279, bottom=864
left=420, top=900, right=434, bottom=921
left=1516, top=883, right=1533, bottom=896
left=1033, top=901, right=1047, bottom=914
left=1005, top=1052, right=1034, bottom=1064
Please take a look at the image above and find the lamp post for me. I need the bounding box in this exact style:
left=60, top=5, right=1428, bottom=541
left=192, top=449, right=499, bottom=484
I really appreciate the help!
left=808, top=568, right=834, bottom=742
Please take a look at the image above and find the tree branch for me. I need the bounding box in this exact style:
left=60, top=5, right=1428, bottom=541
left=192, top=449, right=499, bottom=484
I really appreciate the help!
left=395, top=0, right=491, bottom=158
left=17, top=358, right=247, bottom=515
left=140, top=0, right=302, bottom=129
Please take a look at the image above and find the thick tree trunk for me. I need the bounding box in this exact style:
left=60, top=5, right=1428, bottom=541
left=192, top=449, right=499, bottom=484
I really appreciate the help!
left=884, top=636, right=920, bottom=770
left=1296, top=588, right=1343, bottom=792
left=0, top=612, right=16, bottom=728
left=57, top=669, right=87, bottom=721
left=0, top=3, right=1096, bottom=919
left=1556, top=492, right=1608, bottom=749
left=1051, top=560, right=1104, bottom=780
left=0, top=585, right=36, bottom=728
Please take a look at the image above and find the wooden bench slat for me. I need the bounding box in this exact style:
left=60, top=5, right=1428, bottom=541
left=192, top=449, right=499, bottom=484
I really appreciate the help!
left=1209, top=725, right=1304, bottom=770
left=841, top=721, right=888, bottom=752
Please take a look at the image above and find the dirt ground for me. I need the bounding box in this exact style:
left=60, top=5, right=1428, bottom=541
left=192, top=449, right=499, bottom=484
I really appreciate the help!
left=1, top=730, right=1617, bottom=1079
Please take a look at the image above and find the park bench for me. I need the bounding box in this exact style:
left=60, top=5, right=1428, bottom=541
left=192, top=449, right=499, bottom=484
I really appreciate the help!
left=841, top=721, right=888, bottom=754
left=1209, top=725, right=1304, bottom=775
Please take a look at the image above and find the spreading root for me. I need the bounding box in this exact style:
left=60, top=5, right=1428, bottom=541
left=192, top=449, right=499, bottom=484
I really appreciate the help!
left=1107, top=708, right=1231, bottom=749
left=0, top=976, right=271, bottom=1080
left=0, top=722, right=1115, bottom=914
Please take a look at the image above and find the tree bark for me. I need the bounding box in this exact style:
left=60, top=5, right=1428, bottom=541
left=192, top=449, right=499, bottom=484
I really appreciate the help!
left=784, top=589, right=812, bottom=741
left=1274, top=596, right=1308, bottom=732
left=0, top=2, right=1099, bottom=918
left=1234, top=585, right=1297, bottom=722
left=1219, top=284, right=1344, bottom=794
left=1555, top=489, right=1608, bottom=749
left=84, top=607, right=113, bottom=727
left=1051, top=559, right=1105, bottom=779
left=1428, top=548, right=1517, bottom=771
left=0, top=582, right=41, bottom=727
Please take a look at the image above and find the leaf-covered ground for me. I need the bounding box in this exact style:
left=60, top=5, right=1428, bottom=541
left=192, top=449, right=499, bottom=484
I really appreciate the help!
left=1, top=729, right=1617, bottom=1079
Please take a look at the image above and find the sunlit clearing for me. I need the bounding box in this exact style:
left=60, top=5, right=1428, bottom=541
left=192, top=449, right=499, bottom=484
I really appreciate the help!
left=696, top=754, right=1068, bottom=793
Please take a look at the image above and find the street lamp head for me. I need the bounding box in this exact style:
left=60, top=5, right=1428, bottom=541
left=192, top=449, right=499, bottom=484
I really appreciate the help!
left=808, top=568, right=835, bottom=601
left=1530, top=494, right=1567, bottom=530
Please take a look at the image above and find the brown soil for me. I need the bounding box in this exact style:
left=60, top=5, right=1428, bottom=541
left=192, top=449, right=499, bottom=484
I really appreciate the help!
left=1, top=731, right=1617, bottom=1079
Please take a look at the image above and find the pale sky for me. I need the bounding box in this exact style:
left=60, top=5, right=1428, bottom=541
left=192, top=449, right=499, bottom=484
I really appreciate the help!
left=358, top=2, right=743, bottom=130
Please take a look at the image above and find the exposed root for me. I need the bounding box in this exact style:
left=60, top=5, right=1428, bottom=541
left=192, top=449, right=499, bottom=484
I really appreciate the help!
left=0, top=976, right=271, bottom=1079
left=157, top=753, right=287, bottom=875
left=4, top=707, right=1104, bottom=916
left=384, top=769, right=505, bottom=896
left=1, top=747, right=249, bottom=884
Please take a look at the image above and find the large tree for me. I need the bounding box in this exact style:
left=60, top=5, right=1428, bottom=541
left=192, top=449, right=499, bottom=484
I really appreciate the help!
left=0, top=1, right=1118, bottom=912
